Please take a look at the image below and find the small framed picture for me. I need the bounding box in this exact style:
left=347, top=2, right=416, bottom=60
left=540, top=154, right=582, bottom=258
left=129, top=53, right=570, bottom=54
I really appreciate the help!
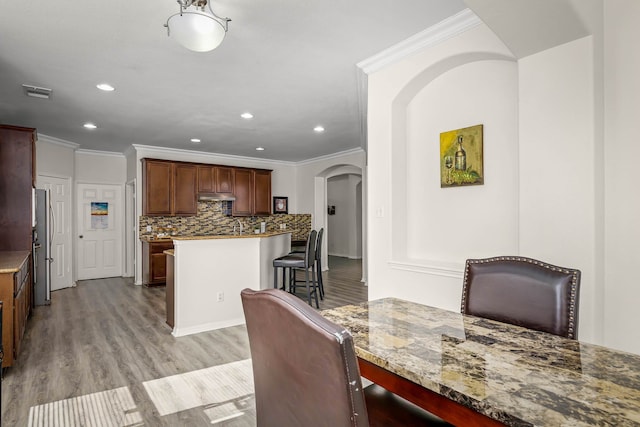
left=273, top=196, right=288, bottom=214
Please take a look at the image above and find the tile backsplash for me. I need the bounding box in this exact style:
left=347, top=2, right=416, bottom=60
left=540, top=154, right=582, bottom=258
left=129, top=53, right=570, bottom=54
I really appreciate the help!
left=139, top=200, right=311, bottom=241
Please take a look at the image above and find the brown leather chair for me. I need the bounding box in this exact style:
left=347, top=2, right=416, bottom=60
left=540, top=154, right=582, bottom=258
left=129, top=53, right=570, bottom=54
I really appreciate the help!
left=241, top=288, right=450, bottom=426
left=461, top=256, right=581, bottom=339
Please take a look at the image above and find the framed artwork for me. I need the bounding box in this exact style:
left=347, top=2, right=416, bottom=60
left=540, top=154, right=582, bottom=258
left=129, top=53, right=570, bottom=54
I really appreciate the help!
left=273, top=196, right=288, bottom=214
left=440, top=124, right=484, bottom=187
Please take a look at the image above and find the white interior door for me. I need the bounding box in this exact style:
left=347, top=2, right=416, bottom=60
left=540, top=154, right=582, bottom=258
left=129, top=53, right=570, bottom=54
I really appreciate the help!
left=37, top=175, right=73, bottom=291
left=77, top=183, right=123, bottom=280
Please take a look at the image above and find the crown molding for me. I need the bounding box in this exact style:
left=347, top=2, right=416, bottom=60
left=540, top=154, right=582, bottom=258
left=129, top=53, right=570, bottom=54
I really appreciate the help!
left=131, top=144, right=295, bottom=167
left=357, top=8, right=482, bottom=75
left=37, top=133, right=80, bottom=149
left=295, top=147, right=366, bottom=167
left=75, top=149, right=125, bottom=158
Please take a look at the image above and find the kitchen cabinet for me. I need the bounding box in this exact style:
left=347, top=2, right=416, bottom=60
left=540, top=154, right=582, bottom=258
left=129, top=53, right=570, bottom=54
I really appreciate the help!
left=253, top=169, right=272, bottom=216
left=0, top=125, right=36, bottom=252
left=142, top=240, right=174, bottom=286
left=142, top=159, right=197, bottom=216
left=232, top=168, right=253, bottom=216
left=174, top=163, right=197, bottom=215
left=197, top=165, right=234, bottom=194
left=0, top=251, right=31, bottom=368
left=232, top=168, right=272, bottom=217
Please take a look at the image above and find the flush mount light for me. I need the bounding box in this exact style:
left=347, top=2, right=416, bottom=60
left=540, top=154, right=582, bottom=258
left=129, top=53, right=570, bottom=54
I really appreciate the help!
left=96, top=83, right=115, bottom=91
left=241, top=112, right=254, bottom=119
left=190, top=138, right=201, bottom=143
left=256, top=147, right=265, bottom=151
left=314, top=126, right=325, bottom=133
left=165, top=0, right=230, bottom=53
left=84, top=123, right=97, bottom=129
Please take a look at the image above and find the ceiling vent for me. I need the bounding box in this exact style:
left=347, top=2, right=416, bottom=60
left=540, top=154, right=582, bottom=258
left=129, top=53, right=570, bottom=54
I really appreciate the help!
left=22, top=84, right=52, bottom=99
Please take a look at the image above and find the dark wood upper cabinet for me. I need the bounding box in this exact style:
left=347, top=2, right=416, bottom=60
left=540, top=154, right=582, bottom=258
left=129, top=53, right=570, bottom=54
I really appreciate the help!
left=254, top=169, right=272, bottom=216
left=144, top=158, right=270, bottom=217
left=232, top=168, right=253, bottom=216
left=215, top=166, right=234, bottom=193
left=143, top=159, right=173, bottom=216
left=142, top=159, right=197, bottom=216
left=174, top=163, right=197, bottom=215
left=0, top=125, right=37, bottom=252
left=197, top=165, right=214, bottom=193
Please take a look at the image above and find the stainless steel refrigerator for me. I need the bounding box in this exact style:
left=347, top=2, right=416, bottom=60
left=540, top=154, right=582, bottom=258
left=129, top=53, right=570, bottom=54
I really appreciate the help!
left=33, top=188, right=53, bottom=305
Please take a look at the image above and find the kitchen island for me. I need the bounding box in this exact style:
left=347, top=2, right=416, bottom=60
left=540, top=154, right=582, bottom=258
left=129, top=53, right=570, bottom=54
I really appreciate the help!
left=169, top=231, right=290, bottom=337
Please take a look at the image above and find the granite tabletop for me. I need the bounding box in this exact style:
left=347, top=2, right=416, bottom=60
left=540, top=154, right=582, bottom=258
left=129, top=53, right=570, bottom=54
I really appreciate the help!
left=0, top=251, right=30, bottom=274
left=322, top=298, right=640, bottom=427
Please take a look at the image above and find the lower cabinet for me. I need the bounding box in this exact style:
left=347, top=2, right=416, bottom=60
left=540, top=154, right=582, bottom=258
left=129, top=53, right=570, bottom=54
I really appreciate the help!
left=142, top=241, right=174, bottom=286
left=0, top=252, right=31, bottom=368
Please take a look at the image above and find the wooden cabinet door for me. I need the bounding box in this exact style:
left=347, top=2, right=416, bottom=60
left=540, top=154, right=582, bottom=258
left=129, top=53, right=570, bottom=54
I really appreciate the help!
left=13, top=278, right=26, bottom=359
left=232, top=168, right=253, bottom=216
left=254, top=170, right=272, bottom=216
left=151, top=252, right=167, bottom=283
left=174, top=163, right=197, bottom=215
left=143, top=160, right=172, bottom=215
left=216, top=166, right=234, bottom=193
left=197, top=165, right=215, bottom=193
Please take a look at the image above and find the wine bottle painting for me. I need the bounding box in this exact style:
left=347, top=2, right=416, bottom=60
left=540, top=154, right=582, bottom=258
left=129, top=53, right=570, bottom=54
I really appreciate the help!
left=440, top=124, right=484, bottom=187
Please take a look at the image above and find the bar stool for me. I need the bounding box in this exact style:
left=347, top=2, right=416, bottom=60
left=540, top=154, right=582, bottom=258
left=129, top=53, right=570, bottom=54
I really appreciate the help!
left=272, top=230, right=319, bottom=308
left=290, top=227, right=324, bottom=299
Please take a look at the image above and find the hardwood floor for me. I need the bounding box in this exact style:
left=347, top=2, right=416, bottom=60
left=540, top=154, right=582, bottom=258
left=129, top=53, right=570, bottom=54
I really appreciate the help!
left=1, top=256, right=366, bottom=426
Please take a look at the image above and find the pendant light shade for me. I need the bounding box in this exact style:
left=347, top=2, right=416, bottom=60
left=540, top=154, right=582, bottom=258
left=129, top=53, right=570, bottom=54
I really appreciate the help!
left=165, top=0, right=230, bottom=53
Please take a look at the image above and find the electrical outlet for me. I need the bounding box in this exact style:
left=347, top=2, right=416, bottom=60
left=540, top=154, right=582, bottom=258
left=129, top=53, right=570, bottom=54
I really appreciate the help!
left=217, top=292, right=224, bottom=302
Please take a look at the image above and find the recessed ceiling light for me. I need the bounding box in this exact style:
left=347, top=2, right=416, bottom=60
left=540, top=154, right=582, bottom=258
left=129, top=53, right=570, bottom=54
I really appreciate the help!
left=84, top=123, right=97, bottom=129
left=241, top=112, right=254, bottom=119
left=190, top=138, right=201, bottom=143
left=256, top=147, right=265, bottom=151
left=314, top=126, right=325, bottom=133
left=96, top=83, right=115, bottom=92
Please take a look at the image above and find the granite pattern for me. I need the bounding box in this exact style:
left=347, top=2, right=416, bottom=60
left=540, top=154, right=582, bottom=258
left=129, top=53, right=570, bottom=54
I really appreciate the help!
left=322, top=298, right=640, bottom=427
left=139, top=200, right=311, bottom=241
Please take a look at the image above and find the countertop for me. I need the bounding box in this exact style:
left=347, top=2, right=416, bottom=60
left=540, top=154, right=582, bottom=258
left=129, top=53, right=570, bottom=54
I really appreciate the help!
left=141, top=231, right=291, bottom=242
left=322, top=298, right=640, bottom=427
left=0, top=251, right=30, bottom=274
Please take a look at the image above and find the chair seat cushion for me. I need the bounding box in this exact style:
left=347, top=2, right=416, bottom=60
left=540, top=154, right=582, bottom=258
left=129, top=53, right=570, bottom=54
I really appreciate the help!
left=364, top=384, right=451, bottom=426
left=273, top=255, right=305, bottom=268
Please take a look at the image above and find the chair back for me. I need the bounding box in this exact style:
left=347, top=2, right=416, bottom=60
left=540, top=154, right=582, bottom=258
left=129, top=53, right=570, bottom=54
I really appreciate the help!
left=461, top=256, right=581, bottom=339
left=304, top=229, right=317, bottom=268
left=315, top=228, right=324, bottom=262
left=241, top=288, right=369, bottom=426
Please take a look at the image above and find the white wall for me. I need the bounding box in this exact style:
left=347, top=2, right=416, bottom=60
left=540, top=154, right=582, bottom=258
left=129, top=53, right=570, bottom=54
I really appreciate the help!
left=75, top=150, right=126, bottom=184
left=327, top=174, right=362, bottom=258
left=367, top=23, right=517, bottom=311
left=367, top=5, right=640, bottom=354
left=36, top=135, right=76, bottom=179
left=518, top=36, right=599, bottom=344
left=603, top=0, right=640, bottom=354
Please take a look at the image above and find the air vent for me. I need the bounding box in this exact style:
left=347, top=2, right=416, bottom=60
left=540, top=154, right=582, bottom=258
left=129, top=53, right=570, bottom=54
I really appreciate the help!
left=22, top=84, right=53, bottom=99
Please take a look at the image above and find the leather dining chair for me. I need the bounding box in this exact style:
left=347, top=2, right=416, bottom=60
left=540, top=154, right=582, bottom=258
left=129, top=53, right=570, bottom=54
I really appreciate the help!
left=241, top=288, right=449, bottom=426
left=461, top=256, right=581, bottom=339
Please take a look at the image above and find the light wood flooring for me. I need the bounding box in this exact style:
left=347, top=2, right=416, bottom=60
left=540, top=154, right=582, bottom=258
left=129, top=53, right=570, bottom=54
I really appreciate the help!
left=1, top=256, right=365, bottom=426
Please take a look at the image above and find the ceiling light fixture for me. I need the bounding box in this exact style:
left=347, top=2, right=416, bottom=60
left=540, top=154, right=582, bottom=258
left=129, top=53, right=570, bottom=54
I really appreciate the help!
left=314, top=126, right=325, bottom=133
left=241, top=112, right=253, bottom=119
left=96, top=83, right=115, bottom=92
left=165, top=0, right=230, bottom=53
left=84, top=123, right=97, bottom=129
left=256, top=147, right=265, bottom=151
left=190, top=138, right=201, bottom=143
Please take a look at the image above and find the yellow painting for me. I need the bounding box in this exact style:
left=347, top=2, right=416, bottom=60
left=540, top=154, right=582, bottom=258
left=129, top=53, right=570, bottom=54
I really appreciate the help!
left=440, top=124, right=484, bottom=187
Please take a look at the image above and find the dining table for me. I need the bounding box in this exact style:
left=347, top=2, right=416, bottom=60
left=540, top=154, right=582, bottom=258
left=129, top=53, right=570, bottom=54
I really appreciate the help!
left=321, top=298, right=640, bottom=427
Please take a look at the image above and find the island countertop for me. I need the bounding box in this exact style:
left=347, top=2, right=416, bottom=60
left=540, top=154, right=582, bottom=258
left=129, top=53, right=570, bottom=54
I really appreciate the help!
left=141, top=230, right=291, bottom=243
left=0, top=251, right=31, bottom=274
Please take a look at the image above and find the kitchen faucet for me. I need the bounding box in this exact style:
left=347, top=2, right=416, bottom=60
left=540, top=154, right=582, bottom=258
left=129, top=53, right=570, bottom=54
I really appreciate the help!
left=233, top=219, right=244, bottom=235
